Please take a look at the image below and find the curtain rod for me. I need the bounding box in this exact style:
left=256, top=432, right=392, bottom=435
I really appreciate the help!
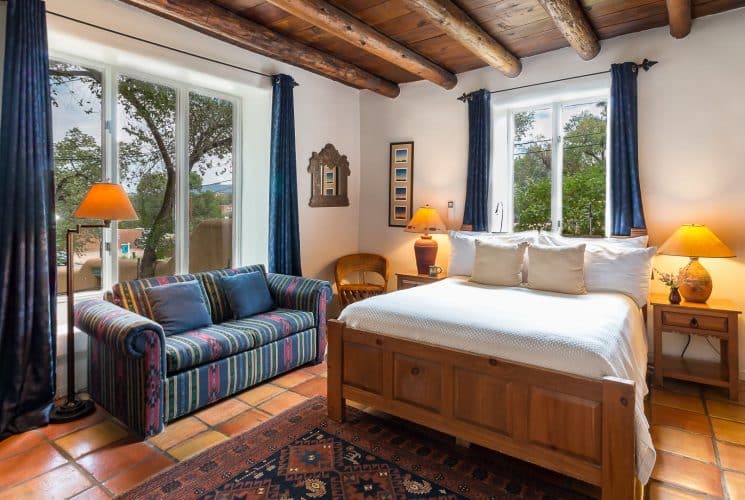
left=46, top=11, right=275, bottom=80
left=457, top=58, right=658, bottom=102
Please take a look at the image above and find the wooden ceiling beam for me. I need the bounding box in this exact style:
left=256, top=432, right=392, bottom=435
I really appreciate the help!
left=537, top=0, right=600, bottom=60
left=665, top=0, right=692, bottom=38
left=400, top=0, right=521, bottom=78
left=118, top=0, right=401, bottom=97
left=265, top=0, right=457, bottom=89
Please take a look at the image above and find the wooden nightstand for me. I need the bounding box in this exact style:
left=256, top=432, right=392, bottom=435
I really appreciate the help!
left=651, top=294, right=741, bottom=399
left=396, top=272, right=446, bottom=290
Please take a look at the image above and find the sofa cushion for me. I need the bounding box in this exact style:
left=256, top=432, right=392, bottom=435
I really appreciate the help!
left=145, top=281, right=213, bottom=336
left=165, top=324, right=256, bottom=374
left=221, top=271, right=274, bottom=319
left=111, top=274, right=209, bottom=320
left=196, top=265, right=266, bottom=323
left=222, top=308, right=314, bottom=349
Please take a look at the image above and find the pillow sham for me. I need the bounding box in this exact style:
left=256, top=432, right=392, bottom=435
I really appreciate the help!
left=145, top=280, right=212, bottom=336
left=584, top=246, right=656, bottom=307
left=527, top=243, right=587, bottom=295
left=221, top=271, right=274, bottom=319
left=447, top=230, right=538, bottom=277
left=470, top=240, right=528, bottom=287
left=539, top=232, right=648, bottom=249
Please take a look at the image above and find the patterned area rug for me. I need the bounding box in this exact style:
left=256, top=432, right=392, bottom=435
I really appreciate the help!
left=122, top=397, right=594, bottom=499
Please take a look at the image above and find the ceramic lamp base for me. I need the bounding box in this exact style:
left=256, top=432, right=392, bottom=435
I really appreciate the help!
left=414, top=235, right=438, bottom=275
left=679, top=257, right=713, bottom=303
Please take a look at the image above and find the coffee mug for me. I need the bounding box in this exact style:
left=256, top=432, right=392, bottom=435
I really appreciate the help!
left=428, top=265, right=443, bottom=277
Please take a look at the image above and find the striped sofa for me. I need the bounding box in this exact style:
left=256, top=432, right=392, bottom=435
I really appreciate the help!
left=74, top=265, right=331, bottom=438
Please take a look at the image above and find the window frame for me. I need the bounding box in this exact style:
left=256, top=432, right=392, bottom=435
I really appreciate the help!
left=506, top=92, right=611, bottom=236
left=50, top=50, right=242, bottom=302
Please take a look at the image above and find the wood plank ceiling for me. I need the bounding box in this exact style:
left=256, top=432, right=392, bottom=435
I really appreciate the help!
left=122, top=0, right=745, bottom=96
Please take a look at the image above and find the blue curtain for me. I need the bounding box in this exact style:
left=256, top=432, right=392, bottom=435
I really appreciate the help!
left=610, top=63, right=646, bottom=235
left=268, top=74, right=302, bottom=276
left=0, top=0, right=57, bottom=438
left=462, top=89, right=491, bottom=232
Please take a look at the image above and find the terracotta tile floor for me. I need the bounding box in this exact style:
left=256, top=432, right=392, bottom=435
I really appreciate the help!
left=649, top=380, right=745, bottom=499
left=0, top=363, right=744, bottom=499
left=0, top=364, right=327, bottom=499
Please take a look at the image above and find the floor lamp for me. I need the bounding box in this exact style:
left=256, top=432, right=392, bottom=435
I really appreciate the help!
left=50, top=183, right=138, bottom=423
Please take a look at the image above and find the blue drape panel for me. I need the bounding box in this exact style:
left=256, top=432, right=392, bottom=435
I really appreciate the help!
left=0, top=0, right=57, bottom=438
left=268, top=74, right=302, bottom=276
left=610, top=63, right=646, bottom=235
left=462, top=89, right=491, bottom=232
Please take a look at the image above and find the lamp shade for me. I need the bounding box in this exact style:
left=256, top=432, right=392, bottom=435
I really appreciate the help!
left=74, top=182, right=138, bottom=221
left=404, top=205, right=447, bottom=234
left=658, top=224, right=735, bottom=258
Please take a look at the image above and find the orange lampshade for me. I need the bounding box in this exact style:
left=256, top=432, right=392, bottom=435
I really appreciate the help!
left=658, top=224, right=735, bottom=258
left=404, top=205, right=447, bottom=235
left=74, top=182, right=138, bottom=221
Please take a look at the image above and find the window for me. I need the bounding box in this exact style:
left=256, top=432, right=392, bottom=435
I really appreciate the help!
left=510, top=98, right=608, bottom=236
left=49, top=57, right=239, bottom=294
left=117, top=75, right=177, bottom=280
left=50, top=60, right=105, bottom=295
left=187, top=92, right=234, bottom=273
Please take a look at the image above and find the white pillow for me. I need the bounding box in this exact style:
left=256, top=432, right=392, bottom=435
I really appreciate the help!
left=470, top=240, right=528, bottom=287
left=584, top=246, right=656, bottom=307
left=447, top=230, right=538, bottom=277
left=539, top=232, right=648, bottom=249
left=527, top=243, right=587, bottom=295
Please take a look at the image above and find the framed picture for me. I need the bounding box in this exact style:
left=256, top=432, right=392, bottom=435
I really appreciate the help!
left=308, top=143, right=350, bottom=207
left=388, top=141, right=414, bottom=227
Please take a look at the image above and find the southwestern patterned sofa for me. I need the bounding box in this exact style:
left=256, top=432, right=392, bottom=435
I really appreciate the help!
left=74, top=264, right=331, bottom=437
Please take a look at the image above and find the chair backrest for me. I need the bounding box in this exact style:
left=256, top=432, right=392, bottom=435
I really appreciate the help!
left=335, top=253, right=389, bottom=289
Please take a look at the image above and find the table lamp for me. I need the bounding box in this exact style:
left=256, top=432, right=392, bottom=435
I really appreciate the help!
left=50, top=183, right=138, bottom=423
left=658, top=224, right=735, bottom=303
left=404, top=205, right=447, bottom=274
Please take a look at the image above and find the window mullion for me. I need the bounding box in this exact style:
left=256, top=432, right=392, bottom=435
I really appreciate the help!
left=174, top=88, right=189, bottom=275
left=231, top=97, right=242, bottom=267
left=104, top=66, right=118, bottom=290
left=551, top=101, right=562, bottom=233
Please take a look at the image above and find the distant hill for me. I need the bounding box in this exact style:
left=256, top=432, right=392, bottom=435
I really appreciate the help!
left=195, top=183, right=232, bottom=194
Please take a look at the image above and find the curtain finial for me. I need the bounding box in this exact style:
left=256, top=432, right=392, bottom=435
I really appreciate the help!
left=272, top=74, right=299, bottom=87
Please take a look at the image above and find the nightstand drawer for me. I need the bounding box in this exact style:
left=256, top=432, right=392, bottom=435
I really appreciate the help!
left=398, top=278, right=422, bottom=290
left=661, top=311, right=728, bottom=332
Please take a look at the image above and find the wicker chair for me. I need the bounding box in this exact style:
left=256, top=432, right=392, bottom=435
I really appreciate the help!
left=335, top=253, right=389, bottom=307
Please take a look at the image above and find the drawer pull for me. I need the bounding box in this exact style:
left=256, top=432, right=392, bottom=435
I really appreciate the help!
left=411, top=367, right=420, bottom=376
left=689, top=318, right=699, bottom=328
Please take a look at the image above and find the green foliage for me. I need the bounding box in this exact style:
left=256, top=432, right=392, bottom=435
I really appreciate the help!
left=561, top=164, right=606, bottom=236
left=514, top=174, right=551, bottom=232
left=53, top=128, right=104, bottom=255
left=188, top=172, right=224, bottom=232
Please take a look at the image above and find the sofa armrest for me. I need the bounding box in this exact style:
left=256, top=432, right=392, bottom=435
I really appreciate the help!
left=75, top=299, right=166, bottom=360
left=266, top=274, right=332, bottom=364
left=266, top=274, right=332, bottom=313
left=75, top=299, right=166, bottom=438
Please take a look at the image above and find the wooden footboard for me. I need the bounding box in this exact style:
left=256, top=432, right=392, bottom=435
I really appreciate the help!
left=327, top=320, right=639, bottom=500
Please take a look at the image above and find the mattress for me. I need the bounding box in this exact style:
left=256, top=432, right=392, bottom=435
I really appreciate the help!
left=339, top=277, right=655, bottom=483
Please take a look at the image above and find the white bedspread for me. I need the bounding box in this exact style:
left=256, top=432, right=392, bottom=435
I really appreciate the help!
left=339, top=277, right=655, bottom=483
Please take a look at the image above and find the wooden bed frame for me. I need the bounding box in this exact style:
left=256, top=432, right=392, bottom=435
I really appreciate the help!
left=327, top=320, right=643, bottom=500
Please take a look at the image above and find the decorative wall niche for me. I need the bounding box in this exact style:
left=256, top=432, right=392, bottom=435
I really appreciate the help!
left=308, top=143, right=350, bottom=207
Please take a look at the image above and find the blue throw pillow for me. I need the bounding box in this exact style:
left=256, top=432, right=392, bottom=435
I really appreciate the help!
left=221, top=271, right=274, bottom=319
left=145, top=280, right=212, bottom=336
